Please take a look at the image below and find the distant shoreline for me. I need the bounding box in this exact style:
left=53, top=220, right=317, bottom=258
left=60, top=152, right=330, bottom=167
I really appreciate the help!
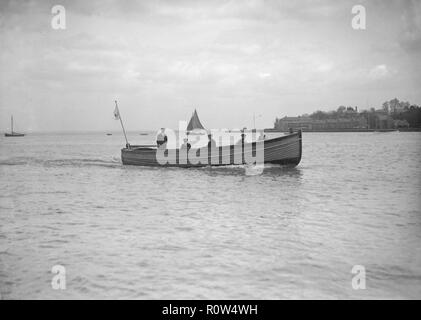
left=264, top=128, right=421, bottom=133
left=3, top=128, right=421, bottom=135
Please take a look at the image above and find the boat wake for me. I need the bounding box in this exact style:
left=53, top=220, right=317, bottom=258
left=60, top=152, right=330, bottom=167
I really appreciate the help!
left=187, top=162, right=301, bottom=177
left=0, top=157, right=121, bottom=168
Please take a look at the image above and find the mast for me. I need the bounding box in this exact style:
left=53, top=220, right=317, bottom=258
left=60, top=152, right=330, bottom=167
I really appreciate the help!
left=114, top=101, right=129, bottom=147
left=11, top=116, right=13, bottom=133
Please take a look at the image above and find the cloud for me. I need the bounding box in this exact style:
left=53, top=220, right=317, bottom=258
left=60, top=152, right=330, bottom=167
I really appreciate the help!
left=316, top=63, right=334, bottom=73
left=258, top=72, right=271, bottom=78
left=368, top=64, right=390, bottom=80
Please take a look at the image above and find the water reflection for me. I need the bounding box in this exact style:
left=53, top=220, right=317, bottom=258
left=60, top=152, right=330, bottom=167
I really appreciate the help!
left=262, top=166, right=302, bottom=178
left=122, top=163, right=303, bottom=179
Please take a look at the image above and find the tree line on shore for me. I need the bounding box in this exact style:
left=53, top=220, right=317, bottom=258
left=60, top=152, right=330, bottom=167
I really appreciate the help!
left=305, top=98, right=421, bottom=128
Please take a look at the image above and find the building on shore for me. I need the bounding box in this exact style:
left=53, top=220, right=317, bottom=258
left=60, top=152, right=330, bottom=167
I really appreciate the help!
left=393, top=119, right=410, bottom=128
left=374, top=113, right=394, bottom=129
left=274, top=109, right=401, bottom=131
left=274, top=116, right=368, bottom=131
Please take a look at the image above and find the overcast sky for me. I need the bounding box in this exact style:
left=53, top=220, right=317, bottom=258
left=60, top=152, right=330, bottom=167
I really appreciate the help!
left=1, top=0, right=420, bottom=131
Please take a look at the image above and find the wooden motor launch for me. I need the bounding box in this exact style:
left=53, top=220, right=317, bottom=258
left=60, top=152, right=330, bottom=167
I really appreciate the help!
left=115, top=102, right=302, bottom=167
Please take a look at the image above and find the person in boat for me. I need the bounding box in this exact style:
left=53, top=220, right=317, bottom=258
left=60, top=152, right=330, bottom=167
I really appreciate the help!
left=180, top=138, right=191, bottom=151
left=207, top=133, right=216, bottom=149
left=156, top=128, right=167, bottom=147
left=258, top=131, right=265, bottom=141
left=237, top=128, right=246, bottom=145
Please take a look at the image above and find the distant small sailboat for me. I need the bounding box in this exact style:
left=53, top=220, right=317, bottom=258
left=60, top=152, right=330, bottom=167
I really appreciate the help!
left=4, top=116, right=25, bottom=137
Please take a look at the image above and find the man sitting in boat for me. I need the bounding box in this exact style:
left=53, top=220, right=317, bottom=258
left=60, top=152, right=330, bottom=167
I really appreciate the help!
left=180, top=138, right=191, bottom=151
left=156, top=128, right=167, bottom=147
left=236, top=129, right=246, bottom=145
left=207, top=133, right=216, bottom=149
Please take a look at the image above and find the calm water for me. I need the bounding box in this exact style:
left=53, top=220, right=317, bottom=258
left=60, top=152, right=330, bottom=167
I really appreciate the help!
left=0, top=131, right=420, bottom=299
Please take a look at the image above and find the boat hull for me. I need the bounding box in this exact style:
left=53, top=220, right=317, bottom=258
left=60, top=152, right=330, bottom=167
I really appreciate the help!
left=121, top=131, right=302, bottom=167
left=5, top=133, right=25, bottom=137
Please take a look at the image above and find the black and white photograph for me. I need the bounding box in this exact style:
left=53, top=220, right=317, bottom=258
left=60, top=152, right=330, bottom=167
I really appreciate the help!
left=0, top=0, right=420, bottom=304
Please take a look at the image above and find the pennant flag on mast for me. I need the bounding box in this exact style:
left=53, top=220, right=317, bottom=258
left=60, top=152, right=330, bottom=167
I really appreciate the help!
left=114, top=105, right=120, bottom=120
left=113, top=100, right=129, bottom=147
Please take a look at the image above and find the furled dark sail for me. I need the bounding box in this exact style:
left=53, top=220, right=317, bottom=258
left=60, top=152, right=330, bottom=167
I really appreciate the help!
left=187, top=109, right=205, bottom=131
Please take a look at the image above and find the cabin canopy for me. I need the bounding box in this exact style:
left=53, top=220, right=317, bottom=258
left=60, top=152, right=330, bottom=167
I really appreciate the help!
left=187, top=109, right=205, bottom=131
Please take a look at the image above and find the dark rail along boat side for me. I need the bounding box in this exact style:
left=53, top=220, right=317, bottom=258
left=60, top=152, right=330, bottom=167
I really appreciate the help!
left=121, top=131, right=302, bottom=167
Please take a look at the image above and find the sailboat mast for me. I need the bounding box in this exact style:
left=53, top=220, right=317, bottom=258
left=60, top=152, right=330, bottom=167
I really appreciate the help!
left=114, top=101, right=129, bottom=147
left=11, top=116, right=13, bottom=133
